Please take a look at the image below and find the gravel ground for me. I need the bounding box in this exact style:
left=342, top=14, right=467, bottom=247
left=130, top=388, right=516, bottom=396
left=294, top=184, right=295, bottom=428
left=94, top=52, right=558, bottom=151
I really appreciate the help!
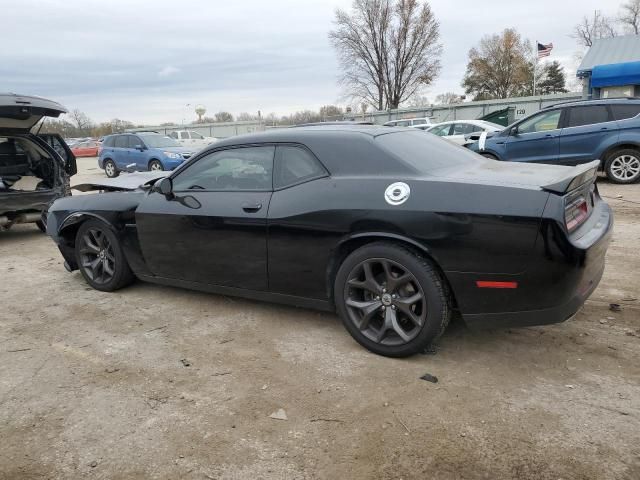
left=1, top=157, right=639, bottom=480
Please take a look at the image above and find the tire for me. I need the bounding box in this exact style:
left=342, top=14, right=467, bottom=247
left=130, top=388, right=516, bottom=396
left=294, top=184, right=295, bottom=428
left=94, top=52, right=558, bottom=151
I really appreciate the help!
left=334, top=242, right=452, bottom=357
left=148, top=160, right=164, bottom=172
left=104, top=159, right=119, bottom=178
left=35, top=220, right=46, bottom=233
left=604, top=149, right=640, bottom=184
left=75, top=219, right=135, bottom=292
left=480, top=153, right=498, bottom=160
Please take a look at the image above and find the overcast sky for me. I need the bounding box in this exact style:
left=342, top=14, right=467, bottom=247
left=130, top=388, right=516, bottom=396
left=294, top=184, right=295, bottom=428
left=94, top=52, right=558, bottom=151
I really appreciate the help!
left=2, top=0, right=622, bottom=125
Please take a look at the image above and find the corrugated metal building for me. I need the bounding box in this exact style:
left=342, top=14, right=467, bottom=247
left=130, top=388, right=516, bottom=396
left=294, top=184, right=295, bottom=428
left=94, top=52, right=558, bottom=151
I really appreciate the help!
left=577, top=34, right=640, bottom=99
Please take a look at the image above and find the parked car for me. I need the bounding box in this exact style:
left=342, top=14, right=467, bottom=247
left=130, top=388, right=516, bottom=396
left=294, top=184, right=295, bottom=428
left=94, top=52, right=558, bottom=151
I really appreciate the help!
left=467, top=98, right=640, bottom=184
left=0, top=93, right=76, bottom=231
left=169, top=130, right=217, bottom=149
left=425, top=120, right=503, bottom=145
left=98, top=132, right=195, bottom=178
left=71, top=140, right=100, bottom=157
left=46, top=125, right=611, bottom=357
left=383, top=117, right=432, bottom=128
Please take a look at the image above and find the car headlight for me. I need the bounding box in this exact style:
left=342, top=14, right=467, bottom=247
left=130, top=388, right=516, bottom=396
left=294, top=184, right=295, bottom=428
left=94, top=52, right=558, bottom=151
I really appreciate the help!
left=164, top=152, right=182, bottom=159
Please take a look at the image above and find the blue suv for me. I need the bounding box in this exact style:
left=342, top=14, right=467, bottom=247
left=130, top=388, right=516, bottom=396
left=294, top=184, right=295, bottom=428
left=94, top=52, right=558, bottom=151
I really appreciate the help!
left=98, top=132, right=195, bottom=178
left=468, top=98, right=640, bottom=184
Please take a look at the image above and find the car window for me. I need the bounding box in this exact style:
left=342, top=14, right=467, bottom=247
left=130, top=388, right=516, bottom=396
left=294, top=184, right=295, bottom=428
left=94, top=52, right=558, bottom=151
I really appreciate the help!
left=429, top=124, right=452, bottom=136
left=452, top=123, right=479, bottom=135
left=274, top=145, right=327, bottom=189
left=172, top=146, right=275, bottom=191
left=127, top=136, right=143, bottom=148
left=190, top=131, right=204, bottom=139
left=180, top=132, right=190, bottom=140
left=74, top=142, right=86, bottom=148
left=169, top=132, right=178, bottom=139
left=567, top=105, right=611, bottom=128
left=103, top=137, right=115, bottom=147
left=396, top=120, right=411, bottom=127
left=517, top=109, right=561, bottom=134
left=610, top=104, right=640, bottom=121
left=114, top=136, right=128, bottom=148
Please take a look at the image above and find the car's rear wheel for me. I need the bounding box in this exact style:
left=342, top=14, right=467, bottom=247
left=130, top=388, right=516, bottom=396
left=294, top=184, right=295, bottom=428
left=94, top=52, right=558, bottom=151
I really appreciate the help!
left=334, top=242, right=452, bottom=357
left=148, top=160, right=164, bottom=172
left=104, top=159, right=119, bottom=178
left=605, top=149, right=640, bottom=184
left=75, top=220, right=134, bottom=292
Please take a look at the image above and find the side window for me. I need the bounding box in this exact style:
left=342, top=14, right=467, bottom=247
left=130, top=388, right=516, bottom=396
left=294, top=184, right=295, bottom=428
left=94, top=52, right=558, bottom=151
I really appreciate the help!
left=567, top=105, right=611, bottom=128
left=172, top=146, right=274, bottom=191
left=191, top=131, right=204, bottom=139
left=169, top=132, right=178, bottom=139
left=103, top=137, right=115, bottom=147
left=452, top=123, right=477, bottom=135
left=274, top=146, right=327, bottom=189
left=517, top=110, right=561, bottom=134
left=127, top=136, right=143, bottom=148
left=429, top=124, right=452, bottom=136
left=396, top=120, right=411, bottom=127
left=180, top=132, right=190, bottom=140
left=114, top=136, right=127, bottom=148
left=611, top=104, right=640, bottom=121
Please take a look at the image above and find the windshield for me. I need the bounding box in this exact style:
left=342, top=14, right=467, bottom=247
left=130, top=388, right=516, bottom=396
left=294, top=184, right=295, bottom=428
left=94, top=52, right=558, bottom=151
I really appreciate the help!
left=376, top=130, right=480, bottom=173
left=140, top=134, right=181, bottom=148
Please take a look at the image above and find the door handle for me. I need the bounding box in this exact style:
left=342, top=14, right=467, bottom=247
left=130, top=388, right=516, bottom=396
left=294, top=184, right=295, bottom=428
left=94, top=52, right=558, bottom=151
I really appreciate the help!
left=600, top=127, right=608, bottom=130
left=242, top=202, right=262, bottom=213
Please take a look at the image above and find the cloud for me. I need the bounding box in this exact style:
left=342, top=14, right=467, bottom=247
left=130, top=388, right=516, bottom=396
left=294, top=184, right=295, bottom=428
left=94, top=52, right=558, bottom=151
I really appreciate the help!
left=158, top=66, right=180, bottom=77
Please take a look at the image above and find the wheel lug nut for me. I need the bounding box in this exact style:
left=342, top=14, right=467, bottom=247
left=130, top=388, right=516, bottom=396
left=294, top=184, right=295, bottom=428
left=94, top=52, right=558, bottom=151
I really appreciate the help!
left=392, top=294, right=396, bottom=298
left=381, top=306, right=386, bottom=310
left=382, top=288, right=386, bottom=293
left=391, top=305, right=396, bottom=310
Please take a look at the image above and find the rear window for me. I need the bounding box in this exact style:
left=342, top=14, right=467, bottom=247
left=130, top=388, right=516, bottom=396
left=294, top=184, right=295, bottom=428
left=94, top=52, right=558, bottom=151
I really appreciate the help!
left=567, top=105, right=611, bottom=127
left=376, top=130, right=479, bottom=172
left=611, top=104, right=640, bottom=120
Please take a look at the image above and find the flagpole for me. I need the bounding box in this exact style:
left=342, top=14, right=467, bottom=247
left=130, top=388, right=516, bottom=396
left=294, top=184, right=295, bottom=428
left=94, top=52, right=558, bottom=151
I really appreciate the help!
left=533, top=40, right=537, bottom=97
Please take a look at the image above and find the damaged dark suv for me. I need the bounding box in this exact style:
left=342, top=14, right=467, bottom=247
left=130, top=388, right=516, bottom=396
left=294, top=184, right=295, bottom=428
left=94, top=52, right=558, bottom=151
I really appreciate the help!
left=0, top=94, right=77, bottom=231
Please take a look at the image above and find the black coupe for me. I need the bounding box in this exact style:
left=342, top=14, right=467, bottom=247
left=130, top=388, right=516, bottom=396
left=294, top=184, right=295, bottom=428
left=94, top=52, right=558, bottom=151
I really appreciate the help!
left=46, top=125, right=612, bottom=357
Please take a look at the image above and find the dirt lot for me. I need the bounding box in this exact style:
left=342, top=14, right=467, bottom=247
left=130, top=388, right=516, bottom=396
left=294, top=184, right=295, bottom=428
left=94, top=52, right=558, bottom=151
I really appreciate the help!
left=1, top=158, right=639, bottom=480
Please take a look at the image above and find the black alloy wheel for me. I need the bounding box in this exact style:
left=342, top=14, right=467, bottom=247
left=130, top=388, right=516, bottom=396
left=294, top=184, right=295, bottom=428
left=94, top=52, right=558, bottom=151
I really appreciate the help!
left=335, top=242, right=451, bottom=357
left=75, top=220, right=134, bottom=291
left=344, top=258, right=426, bottom=346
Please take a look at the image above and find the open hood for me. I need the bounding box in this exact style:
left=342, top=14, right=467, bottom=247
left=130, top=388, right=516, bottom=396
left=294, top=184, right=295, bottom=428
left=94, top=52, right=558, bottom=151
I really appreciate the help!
left=0, top=93, right=67, bottom=132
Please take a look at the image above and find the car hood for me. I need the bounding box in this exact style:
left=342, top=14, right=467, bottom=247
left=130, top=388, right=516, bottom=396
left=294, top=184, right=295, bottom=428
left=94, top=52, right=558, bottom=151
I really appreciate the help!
left=73, top=171, right=168, bottom=192
left=0, top=93, right=67, bottom=132
left=430, top=158, right=600, bottom=193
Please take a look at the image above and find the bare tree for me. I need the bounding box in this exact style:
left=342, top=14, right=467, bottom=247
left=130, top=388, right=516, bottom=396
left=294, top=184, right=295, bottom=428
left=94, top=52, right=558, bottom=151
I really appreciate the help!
left=462, top=29, right=532, bottom=100
left=330, top=0, right=442, bottom=110
left=236, top=112, right=259, bottom=121
left=573, top=10, right=617, bottom=47
left=214, top=111, right=234, bottom=123
left=434, top=92, right=462, bottom=105
left=69, top=109, right=93, bottom=132
left=620, top=0, right=640, bottom=34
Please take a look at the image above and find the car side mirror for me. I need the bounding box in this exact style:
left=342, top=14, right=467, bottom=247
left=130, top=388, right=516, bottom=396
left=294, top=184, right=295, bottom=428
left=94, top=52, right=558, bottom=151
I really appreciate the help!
left=155, top=177, right=173, bottom=197
left=135, top=144, right=145, bottom=151
left=510, top=126, right=519, bottom=136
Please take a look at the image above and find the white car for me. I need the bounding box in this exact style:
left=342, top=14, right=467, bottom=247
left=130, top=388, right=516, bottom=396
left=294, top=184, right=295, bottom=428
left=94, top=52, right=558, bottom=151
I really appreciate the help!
left=383, top=117, right=432, bottom=128
left=169, top=130, right=217, bottom=149
left=425, top=120, right=502, bottom=145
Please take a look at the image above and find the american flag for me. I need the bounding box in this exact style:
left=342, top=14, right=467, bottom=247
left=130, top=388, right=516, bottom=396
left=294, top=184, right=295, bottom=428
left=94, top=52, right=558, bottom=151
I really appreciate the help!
left=537, top=42, right=553, bottom=58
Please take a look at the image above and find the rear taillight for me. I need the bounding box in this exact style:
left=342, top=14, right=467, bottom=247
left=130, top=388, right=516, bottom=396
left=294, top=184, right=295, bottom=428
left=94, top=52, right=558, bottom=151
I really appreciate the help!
left=565, top=195, right=589, bottom=232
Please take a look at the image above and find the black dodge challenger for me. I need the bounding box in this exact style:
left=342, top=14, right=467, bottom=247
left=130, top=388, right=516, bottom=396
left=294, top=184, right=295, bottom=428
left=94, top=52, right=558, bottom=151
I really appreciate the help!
left=46, top=125, right=612, bottom=357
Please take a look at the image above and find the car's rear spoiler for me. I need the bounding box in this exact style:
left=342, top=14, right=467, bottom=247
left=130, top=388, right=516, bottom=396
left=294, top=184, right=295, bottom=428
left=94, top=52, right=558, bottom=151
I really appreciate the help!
left=541, top=160, right=600, bottom=194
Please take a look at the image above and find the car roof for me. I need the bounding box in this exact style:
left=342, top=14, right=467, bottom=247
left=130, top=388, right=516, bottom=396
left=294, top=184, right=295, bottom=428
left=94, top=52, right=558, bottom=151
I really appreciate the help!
left=544, top=97, right=640, bottom=109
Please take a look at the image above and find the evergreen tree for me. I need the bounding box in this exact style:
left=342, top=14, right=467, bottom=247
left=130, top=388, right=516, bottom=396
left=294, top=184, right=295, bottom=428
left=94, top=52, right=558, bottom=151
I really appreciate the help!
left=538, top=61, right=568, bottom=95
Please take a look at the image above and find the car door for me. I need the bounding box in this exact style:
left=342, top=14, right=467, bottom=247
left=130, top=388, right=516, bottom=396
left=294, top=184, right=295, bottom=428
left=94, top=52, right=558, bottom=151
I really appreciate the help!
left=179, top=131, right=190, bottom=147
left=112, top=135, right=129, bottom=169
left=448, top=123, right=480, bottom=145
left=135, top=145, right=275, bottom=290
left=504, top=108, right=564, bottom=163
left=127, top=135, right=147, bottom=169
left=558, top=104, right=618, bottom=166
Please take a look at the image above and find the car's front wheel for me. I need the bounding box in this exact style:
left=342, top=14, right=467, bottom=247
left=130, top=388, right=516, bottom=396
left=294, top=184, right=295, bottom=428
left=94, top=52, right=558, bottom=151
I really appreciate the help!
left=148, top=160, right=164, bottom=172
left=605, top=149, right=640, bottom=184
left=75, top=220, right=135, bottom=292
left=334, top=242, right=452, bottom=357
left=104, top=159, right=119, bottom=178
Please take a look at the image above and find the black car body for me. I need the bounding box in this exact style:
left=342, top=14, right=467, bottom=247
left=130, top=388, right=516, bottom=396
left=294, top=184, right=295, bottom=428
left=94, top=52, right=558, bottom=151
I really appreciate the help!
left=46, top=126, right=612, bottom=357
left=0, top=93, right=77, bottom=230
